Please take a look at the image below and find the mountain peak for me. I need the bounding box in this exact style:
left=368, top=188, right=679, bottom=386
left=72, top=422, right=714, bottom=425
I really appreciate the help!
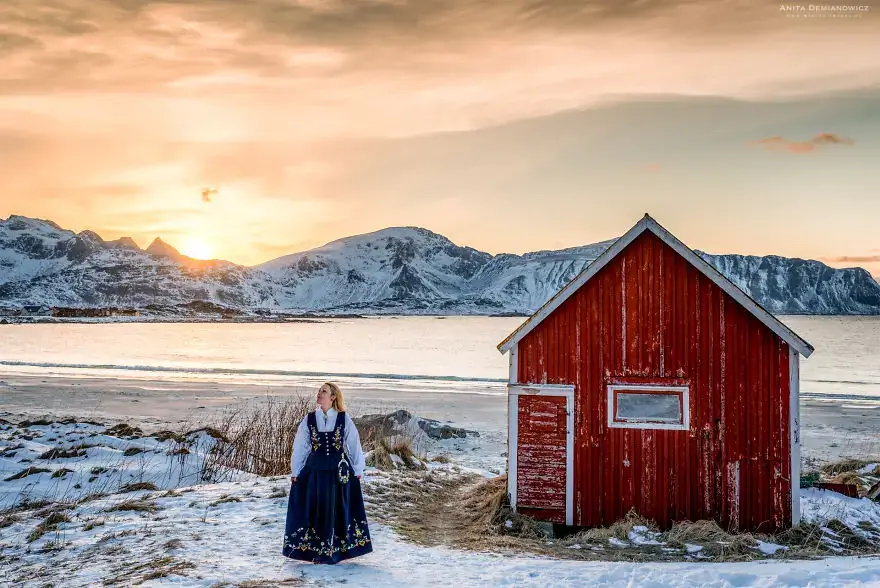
left=2, top=214, right=66, bottom=234
left=146, top=237, right=184, bottom=261
left=109, top=236, right=141, bottom=251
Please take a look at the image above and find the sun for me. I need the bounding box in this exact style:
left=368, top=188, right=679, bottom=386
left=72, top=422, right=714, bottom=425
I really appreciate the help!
left=180, top=236, right=214, bottom=260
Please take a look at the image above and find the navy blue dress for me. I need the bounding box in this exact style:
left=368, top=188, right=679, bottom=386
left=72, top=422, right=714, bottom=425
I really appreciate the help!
left=283, top=411, right=373, bottom=563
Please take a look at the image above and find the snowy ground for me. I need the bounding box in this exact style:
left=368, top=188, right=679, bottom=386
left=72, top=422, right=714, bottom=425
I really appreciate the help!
left=4, top=475, right=880, bottom=588
left=2, top=417, right=880, bottom=587
left=2, top=373, right=880, bottom=587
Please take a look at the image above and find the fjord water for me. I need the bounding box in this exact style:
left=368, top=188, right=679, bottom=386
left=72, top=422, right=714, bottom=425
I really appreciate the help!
left=0, top=316, right=878, bottom=403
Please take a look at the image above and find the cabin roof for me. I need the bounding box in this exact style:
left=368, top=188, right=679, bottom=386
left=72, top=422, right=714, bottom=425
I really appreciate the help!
left=497, top=214, right=814, bottom=358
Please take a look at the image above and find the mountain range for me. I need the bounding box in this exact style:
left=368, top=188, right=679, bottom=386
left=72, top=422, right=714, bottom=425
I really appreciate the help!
left=1, top=214, right=879, bottom=316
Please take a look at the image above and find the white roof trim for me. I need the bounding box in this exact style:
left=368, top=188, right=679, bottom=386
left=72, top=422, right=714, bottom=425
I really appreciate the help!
left=497, top=214, right=814, bottom=358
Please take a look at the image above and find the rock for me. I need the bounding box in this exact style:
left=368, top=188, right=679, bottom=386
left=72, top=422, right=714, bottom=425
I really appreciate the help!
left=353, top=410, right=480, bottom=442
left=417, top=418, right=479, bottom=440
left=353, top=409, right=419, bottom=442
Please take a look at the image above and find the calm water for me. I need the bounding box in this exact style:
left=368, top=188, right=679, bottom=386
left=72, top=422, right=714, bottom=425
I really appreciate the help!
left=0, top=316, right=878, bottom=402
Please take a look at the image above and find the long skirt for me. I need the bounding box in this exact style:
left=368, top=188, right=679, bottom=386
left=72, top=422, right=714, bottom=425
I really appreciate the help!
left=282, top=462, right=373, bottom=564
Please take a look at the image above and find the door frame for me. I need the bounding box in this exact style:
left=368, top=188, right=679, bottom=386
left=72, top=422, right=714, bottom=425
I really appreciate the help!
left=508, top=382, right=575, bottom=526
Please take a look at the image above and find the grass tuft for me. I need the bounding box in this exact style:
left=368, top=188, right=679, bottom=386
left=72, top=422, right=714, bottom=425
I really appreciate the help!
left=4, top=467, right=51, bottom=481
left=119, top=482, right=159, bottom=493
left=105, top=499, right=159, bottom=513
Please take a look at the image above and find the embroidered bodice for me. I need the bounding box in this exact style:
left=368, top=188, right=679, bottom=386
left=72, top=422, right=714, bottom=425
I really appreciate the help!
left=290, top=409, right=366, bottom=478
left=308, top=411, right=346, bottom=458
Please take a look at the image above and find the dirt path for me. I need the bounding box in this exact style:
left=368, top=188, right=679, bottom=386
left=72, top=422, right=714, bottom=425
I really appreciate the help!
left=366, top=469, right=486, bottom=548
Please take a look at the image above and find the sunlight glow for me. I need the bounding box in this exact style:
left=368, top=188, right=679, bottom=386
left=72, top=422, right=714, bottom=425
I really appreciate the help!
left=180, top=236, right=214, bottom=260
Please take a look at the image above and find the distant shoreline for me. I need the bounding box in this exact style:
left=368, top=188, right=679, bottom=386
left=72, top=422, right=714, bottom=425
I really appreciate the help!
left=2, top=311, right=878, bottom=326
left=0, top=312, right=531, bottom=325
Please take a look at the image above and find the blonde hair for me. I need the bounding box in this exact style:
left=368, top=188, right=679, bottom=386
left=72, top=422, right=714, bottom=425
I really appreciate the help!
left=321, top=382, right=347, bottom=412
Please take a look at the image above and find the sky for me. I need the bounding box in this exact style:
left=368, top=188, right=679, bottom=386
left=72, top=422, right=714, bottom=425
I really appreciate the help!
left=0, top=0, right=879, bottom=275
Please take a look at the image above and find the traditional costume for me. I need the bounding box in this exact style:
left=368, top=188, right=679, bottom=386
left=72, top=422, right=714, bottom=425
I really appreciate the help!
left=283, top=408, right=372, bottom=563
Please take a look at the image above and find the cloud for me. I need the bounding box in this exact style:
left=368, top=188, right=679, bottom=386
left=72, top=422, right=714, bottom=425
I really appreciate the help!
left=754, top=133, right=855, bottom=153
left=1, top=0, right=880, bottom=141
left=822, top=255, right=880, bottom=263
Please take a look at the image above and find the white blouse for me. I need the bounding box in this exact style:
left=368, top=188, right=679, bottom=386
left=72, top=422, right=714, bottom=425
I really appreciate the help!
left=290, top=408, right=366, bottom=478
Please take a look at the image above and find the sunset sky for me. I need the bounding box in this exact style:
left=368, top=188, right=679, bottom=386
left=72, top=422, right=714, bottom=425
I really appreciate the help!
left=1, top=1, right=879, bottom=275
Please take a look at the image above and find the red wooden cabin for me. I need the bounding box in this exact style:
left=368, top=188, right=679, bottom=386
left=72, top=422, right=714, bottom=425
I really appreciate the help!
left=497, top=215, right=814, bottom=532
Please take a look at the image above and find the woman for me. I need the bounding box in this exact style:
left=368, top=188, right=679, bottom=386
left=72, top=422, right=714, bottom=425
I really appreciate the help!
left=283, top=382, right=372, bottom=564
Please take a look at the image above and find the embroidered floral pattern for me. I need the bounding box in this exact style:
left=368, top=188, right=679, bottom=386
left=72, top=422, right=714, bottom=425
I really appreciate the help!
left=332, top=424, right=343, bottom=451
left=283, top=520, right=371, bottom=557
left=309, top=424, right=320, bottom=452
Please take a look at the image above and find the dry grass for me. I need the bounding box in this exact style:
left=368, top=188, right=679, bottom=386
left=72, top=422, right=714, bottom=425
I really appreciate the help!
left=209, top=495, right=242, bottom=507
left=665, top=519, right=758, bottom=560
left=82, top=519, right=105, bottom=531
left=366, top=436, right=426, bottom=471
left=27, top=511, right=71, bottom=543
left=4, top=467, right=51, bottom=481
left=0, top=514, right=18, bottom=529
left=821, top=458, right=877, bottom=476
left=119, top=482, right=159, bottom=493
left=38, top=447, right=87, bottom=460
left=572, top=510, right=657, bottom=544
left=152, top=430, right=187, bottom=443
left=406, top=474, right=880, bottom=563
left=105, top=499, right=159, bottom=513
left=831, top=471, right=869, bottom=493
left=101, top=555, right=195, bottom=585
left=204, top=394, right=312, bottom=477
left=268, top=487, right=288, bottom=499
left=459, top=474, right=508, bottom=533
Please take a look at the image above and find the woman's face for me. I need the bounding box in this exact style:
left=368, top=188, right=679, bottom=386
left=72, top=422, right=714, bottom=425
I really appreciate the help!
left=316, top=387, right=333, bottom=411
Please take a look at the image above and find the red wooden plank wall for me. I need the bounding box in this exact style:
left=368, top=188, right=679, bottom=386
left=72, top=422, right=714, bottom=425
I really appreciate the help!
left=516, top=232, right=792, bottom=532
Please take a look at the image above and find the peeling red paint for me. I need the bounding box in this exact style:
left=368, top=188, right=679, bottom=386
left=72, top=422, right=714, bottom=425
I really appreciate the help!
left=516, top=395, right=567, bottom=523
left=515, top=232, right=792, bottom=532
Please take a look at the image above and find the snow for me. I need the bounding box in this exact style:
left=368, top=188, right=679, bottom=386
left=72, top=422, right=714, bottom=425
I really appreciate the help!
left=4, top=214, right=878, bottom=315
left=0, top=421, right=250, bottom=509
left=801, top=487, right=880, bottom=538
left=859, top=463, right=880, bottom=475
left=3, top=407, right=880, bottom=585
left=628, top=525, right=664, bottom=546
left=756, top=541, right=789, bottom=556
left=5, top=472, right=880, bottom=587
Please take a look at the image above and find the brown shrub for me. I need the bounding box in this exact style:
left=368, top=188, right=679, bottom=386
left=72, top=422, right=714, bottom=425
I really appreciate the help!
left=203, top=394, right=312, bottom=477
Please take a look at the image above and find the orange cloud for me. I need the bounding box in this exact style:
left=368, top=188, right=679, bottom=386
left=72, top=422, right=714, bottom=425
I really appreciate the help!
left=822, top=255, right=880, bottom=263
left=754, top=133, right=855, bottom=153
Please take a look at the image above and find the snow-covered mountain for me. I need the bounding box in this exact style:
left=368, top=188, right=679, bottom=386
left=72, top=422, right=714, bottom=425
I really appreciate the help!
left=1, top=214, right=878, bottom=316
left=0, top=216, right=275, bottom=310
left=258, top=227, right=492, bottom=312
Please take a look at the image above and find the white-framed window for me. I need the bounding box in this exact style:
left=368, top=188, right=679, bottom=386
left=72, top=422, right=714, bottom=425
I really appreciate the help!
left=607, top=384, right=690, bottom=430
